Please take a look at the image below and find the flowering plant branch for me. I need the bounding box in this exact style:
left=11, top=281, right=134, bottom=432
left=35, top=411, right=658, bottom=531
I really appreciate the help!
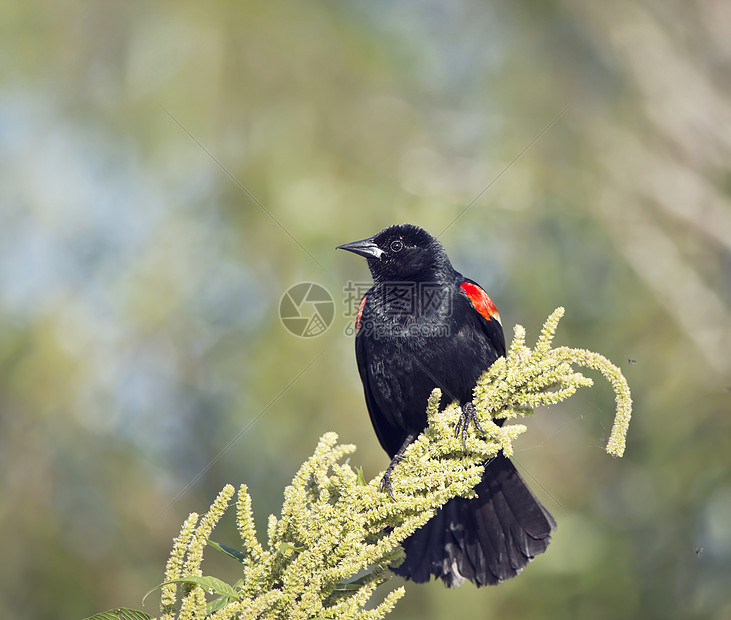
left=87, top=308, right=631, bottom=620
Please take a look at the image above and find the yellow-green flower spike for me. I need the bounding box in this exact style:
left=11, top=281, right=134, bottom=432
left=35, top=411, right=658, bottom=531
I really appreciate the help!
left=153, top=308, right=631, bottom=620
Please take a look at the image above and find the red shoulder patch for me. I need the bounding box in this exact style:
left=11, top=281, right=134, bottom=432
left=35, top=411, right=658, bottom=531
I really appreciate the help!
left=355, top=294, right=367, bottom=331
left=460, top=282, right=501, bottom=324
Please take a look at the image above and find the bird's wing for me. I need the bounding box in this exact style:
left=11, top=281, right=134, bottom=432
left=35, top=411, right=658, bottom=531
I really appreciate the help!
left=459, top=278, right=506, bottom=358
left=355, top=298, right=405, bottom=458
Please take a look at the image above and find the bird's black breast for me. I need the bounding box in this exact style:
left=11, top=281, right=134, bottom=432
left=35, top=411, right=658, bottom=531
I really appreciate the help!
left=355, top=284, right=503, bottom=457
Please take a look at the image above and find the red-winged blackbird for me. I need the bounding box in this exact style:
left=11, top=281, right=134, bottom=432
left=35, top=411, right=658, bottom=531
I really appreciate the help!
left=338, top=223, right=555, bottom=587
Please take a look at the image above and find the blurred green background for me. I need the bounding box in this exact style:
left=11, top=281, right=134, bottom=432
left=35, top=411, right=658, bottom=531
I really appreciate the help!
left=1, top=1, right=730, bottom=618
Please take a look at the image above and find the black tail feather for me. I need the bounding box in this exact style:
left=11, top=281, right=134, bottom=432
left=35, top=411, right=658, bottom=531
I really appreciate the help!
left=393, top=455, right=556, bottom=587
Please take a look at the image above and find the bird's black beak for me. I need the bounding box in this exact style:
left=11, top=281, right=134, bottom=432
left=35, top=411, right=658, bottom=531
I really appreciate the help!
left=336, top=237, right=384, bottom=260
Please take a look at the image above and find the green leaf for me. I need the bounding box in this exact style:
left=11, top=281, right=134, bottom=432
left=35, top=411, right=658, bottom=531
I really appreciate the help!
left=82, top=609, right=151, bottom=620
left=334, top=567, right=380, bottom=591
left=170, top=576, right=240, bottom=599
left=143, top=576, right=240, bottom=604
left=356, top=466, right=367, bottom=486
left=205, top=594, right=232, bottom=616
left=278, top=541, right=305, bottom=555
left=207, top=539, right=247, bottom=563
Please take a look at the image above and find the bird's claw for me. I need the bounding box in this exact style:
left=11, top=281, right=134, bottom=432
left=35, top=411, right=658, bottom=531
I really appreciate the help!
left=455, top=401, right=485, bottom=450
left=380, top=454, right=404, bottom=501
left=378, top=432, right=417, bottom=501
left=379, top=471, right=396, bottom=501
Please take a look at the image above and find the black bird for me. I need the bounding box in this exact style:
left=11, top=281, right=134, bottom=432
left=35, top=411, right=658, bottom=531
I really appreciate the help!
left=338, top=223, right=555, bottom=587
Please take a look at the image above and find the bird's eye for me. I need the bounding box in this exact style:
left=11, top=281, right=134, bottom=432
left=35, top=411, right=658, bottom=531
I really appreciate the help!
left=390, top=240, right=403, bottom=252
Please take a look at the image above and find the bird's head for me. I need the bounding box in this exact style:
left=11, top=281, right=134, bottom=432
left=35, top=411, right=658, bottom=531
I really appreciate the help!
left=337, top=224, right=452, bottom=282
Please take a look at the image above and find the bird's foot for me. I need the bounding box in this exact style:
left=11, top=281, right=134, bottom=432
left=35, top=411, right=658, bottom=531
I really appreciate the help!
left=379, top=454, right=404, bottom=501
left=379, top=432, right=417, bottom=500
left=455, top=401, right=485, bottom=450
